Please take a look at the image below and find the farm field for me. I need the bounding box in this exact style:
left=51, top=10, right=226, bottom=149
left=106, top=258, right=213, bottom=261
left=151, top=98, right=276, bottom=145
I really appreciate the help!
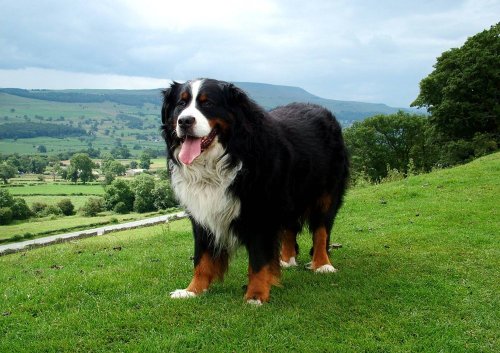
left=0, top=153, right=498, bottom=352
left=0, top=91, right=164, bottom=157
left=4, top=182, right=105, bottom=196
left=0, top=211, right=162, bottom=242
left=0, top=174, right=171, bottom=243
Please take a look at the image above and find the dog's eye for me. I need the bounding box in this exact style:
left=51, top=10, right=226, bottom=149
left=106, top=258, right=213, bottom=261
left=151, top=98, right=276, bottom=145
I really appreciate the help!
left=201, top=101, right=214, bottom=108
left=177, top=100, right=187, bottom=107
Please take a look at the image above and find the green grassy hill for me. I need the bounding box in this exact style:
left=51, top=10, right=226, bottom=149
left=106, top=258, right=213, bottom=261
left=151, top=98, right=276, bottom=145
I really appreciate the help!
left=0, top=84, right=421, bottom=156
left=0, top=153, right=498, bottom=352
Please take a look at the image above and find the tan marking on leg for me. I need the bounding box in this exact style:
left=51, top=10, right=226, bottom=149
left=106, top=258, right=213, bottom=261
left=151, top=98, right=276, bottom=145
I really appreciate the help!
left=185, top=252, right=228, bottom=294
left=311, top=226, right=332, bottom=270
left=245, top=264, right=280, bottom=303
left=280, top=229, right=297, bottom=263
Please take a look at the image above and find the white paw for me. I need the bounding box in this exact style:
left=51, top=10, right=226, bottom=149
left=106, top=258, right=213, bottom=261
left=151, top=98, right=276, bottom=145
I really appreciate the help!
left=314, top=264, right=338, bottom=273
left=280, top=257, right=298, bottom=268
left=246, top=299, right=263, bottom=306
left=170, top=289, right=196, bottom=299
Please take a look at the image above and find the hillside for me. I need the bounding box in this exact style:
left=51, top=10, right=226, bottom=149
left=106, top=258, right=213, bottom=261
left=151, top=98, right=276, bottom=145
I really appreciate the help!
left=0, top=83, right=422, bottom=156
left=0, top=153, right=498, bottom=352
left=235, top=82, right=415, bottom=122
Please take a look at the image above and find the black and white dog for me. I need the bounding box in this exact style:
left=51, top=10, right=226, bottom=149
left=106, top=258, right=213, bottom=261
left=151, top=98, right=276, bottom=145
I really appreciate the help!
left=161, top=79, right=349, bottom=304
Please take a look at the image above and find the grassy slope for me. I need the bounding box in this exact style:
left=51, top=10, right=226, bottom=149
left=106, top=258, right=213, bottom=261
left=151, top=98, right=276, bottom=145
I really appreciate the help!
left=0, top=92, right=163, bottom=156
left=0, top=153, right=498, bottom=353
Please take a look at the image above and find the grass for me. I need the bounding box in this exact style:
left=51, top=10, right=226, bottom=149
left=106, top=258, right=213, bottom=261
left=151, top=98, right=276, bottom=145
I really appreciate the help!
left=0, top=211, right=163, bottom=242
left=0, top=153, right=498, bottom=352
left=3, top=182, right=105, bottom=196
left=0, top=92, right=164, bottom=156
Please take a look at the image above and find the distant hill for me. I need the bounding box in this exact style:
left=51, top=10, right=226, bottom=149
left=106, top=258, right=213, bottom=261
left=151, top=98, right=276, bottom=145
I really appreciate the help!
left=0, top=83, right=423, bottom=156
left=233, top=82, right=420, bottom=124
left=0, top=83, right=420, bottom=125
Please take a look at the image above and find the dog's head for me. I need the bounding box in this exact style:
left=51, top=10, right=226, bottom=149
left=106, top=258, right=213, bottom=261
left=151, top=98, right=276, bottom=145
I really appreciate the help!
left=161, top=78, right=252, bottom=166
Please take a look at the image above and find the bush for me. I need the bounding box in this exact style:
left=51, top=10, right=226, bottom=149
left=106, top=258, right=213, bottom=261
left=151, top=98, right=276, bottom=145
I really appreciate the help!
left=23, top=232, right=35, bottom=239
left=102, top=172, right=115, bottom=186
left=113, top=201, right=129, bottom=214
left=0, top=189, right=14, bottom=208
left=80, top=197, right=104, bottom=217
left=152, top=180, right=177, bottom=210
left=11, top=198, right=32, bottom=220
left=40, top=205, right=63, bottom=217
left=57, top=198, right=75, bottom=216
left=0, top=207, right=13, bottom=225
left=104, top=179, right=134, bottom=213
left=31, top=202, right=48, bottom=216
left=131, top=174, right=156, bottom=213
left=156, top=169, right=169, bottom=181
left=380, top=164, right=405, bottom=183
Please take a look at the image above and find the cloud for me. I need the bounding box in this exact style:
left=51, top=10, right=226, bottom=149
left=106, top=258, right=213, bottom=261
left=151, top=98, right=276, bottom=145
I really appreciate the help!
left=0, top=67, right=169, bottom=89
left=0, top=0, right=498, bottom=106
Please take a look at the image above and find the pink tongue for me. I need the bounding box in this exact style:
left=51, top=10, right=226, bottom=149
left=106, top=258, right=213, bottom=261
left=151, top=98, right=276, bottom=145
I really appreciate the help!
left=179, top=136, right=203, bottom=165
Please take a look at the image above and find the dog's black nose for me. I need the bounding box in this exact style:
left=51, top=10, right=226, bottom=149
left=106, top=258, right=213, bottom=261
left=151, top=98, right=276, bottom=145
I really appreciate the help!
left=178, top=116, right=195, bottom=130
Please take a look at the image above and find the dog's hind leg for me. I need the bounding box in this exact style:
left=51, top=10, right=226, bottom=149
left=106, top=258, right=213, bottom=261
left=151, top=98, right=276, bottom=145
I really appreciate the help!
left=307, top=193, right=340, bottom=273
left=280, top=229, right=299, bottom=268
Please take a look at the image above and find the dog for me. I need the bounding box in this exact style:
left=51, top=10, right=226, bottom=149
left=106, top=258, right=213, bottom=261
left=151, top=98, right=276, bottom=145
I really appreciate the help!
left=161, top=79, right=349, bottom=304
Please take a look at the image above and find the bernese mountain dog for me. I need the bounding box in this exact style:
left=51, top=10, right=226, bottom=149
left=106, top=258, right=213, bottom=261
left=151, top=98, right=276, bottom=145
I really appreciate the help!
left=161, top=79, right=349, bottom=304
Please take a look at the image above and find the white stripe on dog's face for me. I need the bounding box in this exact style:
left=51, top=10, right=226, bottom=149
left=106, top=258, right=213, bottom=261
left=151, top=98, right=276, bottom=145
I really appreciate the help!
left=176, top=79, right=211, bottom=138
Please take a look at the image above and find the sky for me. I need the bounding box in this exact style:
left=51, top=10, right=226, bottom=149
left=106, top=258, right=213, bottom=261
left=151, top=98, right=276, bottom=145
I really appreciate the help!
left=0, top=0, right=498, bottom=107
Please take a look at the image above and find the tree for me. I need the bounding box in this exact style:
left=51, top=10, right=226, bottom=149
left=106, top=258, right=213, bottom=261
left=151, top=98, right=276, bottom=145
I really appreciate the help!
left=344, top=112, right=433, bottom=182
left=57, top=199, right=75, bottom=216
left=131, top=174, right=156, bottom=213
left=103, top=160, right=126, bottom=177
left=47, top=157, right=62, bottom=181
left=104, top=179, right=135, bottom=213
left=68, top=153, right=96, bottom=184
left=0, top=163, right=17, bottom=184
left=152, top=180, right=177, bottom=210
left=29, top=156, right=48, bottom=174
left=0, top=189, right=14, bottom=208
left=37, top=145, right=47, bottom=153
left=139, top=151, right=151, bottom=170
left=0, top=207, right=13, bottom=225
left=11, top=198, right=32, bottom=220
left=412, top=23, right=499, bottom=143
left=80, top=197, right=104, bottom=217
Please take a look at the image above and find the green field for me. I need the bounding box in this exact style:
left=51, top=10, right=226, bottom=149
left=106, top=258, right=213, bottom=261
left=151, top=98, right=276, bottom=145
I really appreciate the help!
left=0, top=153, right=498, bottom=352
left=3, top=183, right=105, bottom=196
left=0, top=179, right=171, bottom=242
left=0, top=92, right=164, bottom=157
left=0, top=211, right=162, bottom=242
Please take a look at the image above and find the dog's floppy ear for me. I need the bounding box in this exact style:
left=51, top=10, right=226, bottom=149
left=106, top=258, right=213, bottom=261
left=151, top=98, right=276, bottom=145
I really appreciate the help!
left=161, top=82, right=180, bottom=124
left=222, top=83, right=248, bottom=105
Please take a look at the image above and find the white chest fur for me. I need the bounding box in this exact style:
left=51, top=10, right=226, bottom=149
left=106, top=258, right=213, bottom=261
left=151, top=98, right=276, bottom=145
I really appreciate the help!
left=170, top=143, right=242, bottom=252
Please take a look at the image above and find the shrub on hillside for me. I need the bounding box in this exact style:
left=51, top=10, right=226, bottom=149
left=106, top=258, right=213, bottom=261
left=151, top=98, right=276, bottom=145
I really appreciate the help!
left=113, top=201, right=129, bottom=214
left=40, top=205, right=63, bottom=217
left=57, top=198, right=75, bottom=216
left=131, top=174, right=155, bottom=213
left=11, top=198, right=32, bottom=220
left=80, top=197, right=104, bottom=217
left=31, top=202, right=48, bottom=216
left=0, top=189, right=14, bottom=208
left=152, top=180, right=177, bottom=210
left=0, top=207, right=13, bottom=225
left=104, top=179, right=134, bottom=213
